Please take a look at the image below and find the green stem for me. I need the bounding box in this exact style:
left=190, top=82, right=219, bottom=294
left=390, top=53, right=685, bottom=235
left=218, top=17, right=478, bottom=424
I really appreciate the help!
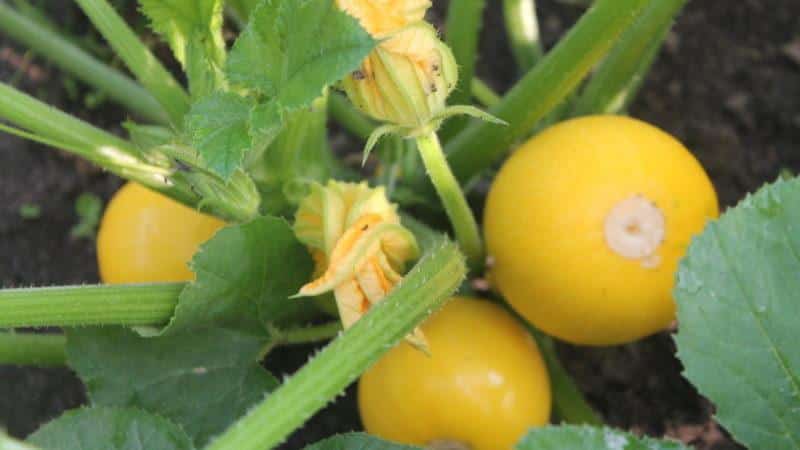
left=0, top=283, right=182, bottom=328
left=0, top=83, right=198, bottom=206
left=571, top=0, right=687, bottom=116
left=471, top=78, right=501, bottom=108
left=0, top=332, right=67, bottom=367
left=501, top=302, right=602, bottom=424
left=0, top=82, right=130, bottom=151
left=531, top=330, right=602, bottom=424
left=503, top=0, right=544, bottom=72
left=328, top=92, right=376, bottom=140
left=0, top=3, right=169, bottom=125
left=440, top=0, right=486, bottom=140
left=443, top=0, right=654, bottom=184
left=74, top=0, right=190, bottom=126
left=415, top=132, right=483, bottom=269
left=205, top=241, right=466, bottom=450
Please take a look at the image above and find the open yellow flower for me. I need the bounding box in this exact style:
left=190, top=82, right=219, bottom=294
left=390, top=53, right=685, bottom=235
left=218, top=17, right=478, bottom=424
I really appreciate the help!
left=293, top=181, right=426, bottom=348
left=336, top=0, right=430, bottom=38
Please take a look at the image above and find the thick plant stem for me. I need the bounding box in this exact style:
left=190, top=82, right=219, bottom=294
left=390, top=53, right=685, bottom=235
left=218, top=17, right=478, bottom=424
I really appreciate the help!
left=205, top=241, right=466, bottom=450
left=0, top=332, right=67, bottom=367
left=0, top=83, right=133, bottom=152
left=328, top=92, right=376, bottom=140
left=74, top=0, right=189, bottom=126
left=415, top=132, right=483, bottom=269
left=443, top=0, right=653, bottom=184
left=0, top=83, right=199, bottom=207
left=571, top=0, right=687, bottom=116
left=0, top=3, right=169, bottom=125
left=503, top=0, right=544, bottom=72
left=0, top=284, right=183, bottom=328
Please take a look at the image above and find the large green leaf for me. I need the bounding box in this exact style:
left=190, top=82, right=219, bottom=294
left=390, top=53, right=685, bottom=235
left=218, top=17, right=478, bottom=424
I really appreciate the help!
left=189, top=0, right=373, bottom=178
left=225, top=0, right=376, bottom=109
left=28, top=407, right=194, bottom=450
left=139, top=0, right=226, bottom=96
left=162, top=215, right=315, bottom=336
left=674, top=177, right=800, bottom=450
left=515, top=426, right=689, bottom=449
left=66, top=328, right=277, bottom=447
left=304, top=433, right=421, bottom=450
left=184, top=91, right=254, bottom=180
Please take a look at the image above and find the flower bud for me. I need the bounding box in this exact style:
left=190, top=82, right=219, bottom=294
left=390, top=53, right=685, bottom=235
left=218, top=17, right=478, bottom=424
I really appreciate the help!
left=341, top=23, right=458, bottom=130
left=293, top=181, right=426, bottom=348
left=336, top=0, right=430, bottom=38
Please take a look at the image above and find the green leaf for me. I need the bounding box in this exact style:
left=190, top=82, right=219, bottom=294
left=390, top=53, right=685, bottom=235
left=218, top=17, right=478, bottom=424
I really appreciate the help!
left=515, top=425, right=689, bottom=449
left=249, top=100, right=285, bottom=151
left=304, top=433, right=421, bottom=450
left=163, top=215, right=315, bottom=336
left=185, top=91, right=253, bottom=179
left=28, top=407, right=194, bottom=450
left=18, top=203, right=41, bottom=220
left=69, top=193, right=102, bottom=240
left=139, top=0, right=226, bottom=96
left=226, top=0, right=376, bottom=109
left=674, top=177, right=800, bottom=450
left=66, top=328, right=277, bottom=447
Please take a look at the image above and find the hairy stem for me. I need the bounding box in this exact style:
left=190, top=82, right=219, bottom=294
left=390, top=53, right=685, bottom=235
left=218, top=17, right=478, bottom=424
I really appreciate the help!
left=205, top=241, right=466, bottom=450
left=0, top=283, right=182, bottom=328
left=416, top=132, right=483, bottom=269
left=0, top=83, right=199, bottom=206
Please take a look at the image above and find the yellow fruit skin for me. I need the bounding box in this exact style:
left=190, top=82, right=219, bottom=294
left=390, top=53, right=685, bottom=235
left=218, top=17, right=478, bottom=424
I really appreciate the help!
left=484, top=115, right=719, bottom=346
left=97, top=182, right=225, bottom=284
left=358, top=297, right=551, bottom=450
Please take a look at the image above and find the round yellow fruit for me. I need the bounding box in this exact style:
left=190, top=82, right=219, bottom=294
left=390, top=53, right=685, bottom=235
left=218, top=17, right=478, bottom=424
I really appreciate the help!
left=97, top=182, right=225, bottom=284
left=483, top=115, right=718, bottom=346
left=358, top=297, right=551, bottom=450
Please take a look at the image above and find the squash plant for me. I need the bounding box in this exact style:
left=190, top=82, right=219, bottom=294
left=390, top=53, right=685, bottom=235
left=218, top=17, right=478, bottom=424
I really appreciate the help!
left=1, top=0, right=796, bottom=449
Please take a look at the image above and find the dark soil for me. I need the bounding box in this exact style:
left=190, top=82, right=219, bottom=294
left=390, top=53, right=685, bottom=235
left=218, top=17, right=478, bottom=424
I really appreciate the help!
left=1, top=0, right=799, bottom=449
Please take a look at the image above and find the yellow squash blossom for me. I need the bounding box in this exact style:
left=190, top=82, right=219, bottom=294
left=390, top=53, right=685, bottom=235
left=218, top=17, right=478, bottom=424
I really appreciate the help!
left=336, top=0, right=430, bottom=38
left=293, top=181, right=426, bottom=349
left=341, top=23, right=458, bottom=130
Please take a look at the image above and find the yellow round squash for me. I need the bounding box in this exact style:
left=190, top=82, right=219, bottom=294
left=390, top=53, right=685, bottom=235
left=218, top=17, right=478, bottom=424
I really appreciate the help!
left=484, top=115, right=718, bottom=346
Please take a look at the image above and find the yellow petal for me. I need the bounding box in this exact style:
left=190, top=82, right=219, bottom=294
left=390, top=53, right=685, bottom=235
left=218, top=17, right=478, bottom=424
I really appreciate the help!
left=336, top=0, right=430, bottom=38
